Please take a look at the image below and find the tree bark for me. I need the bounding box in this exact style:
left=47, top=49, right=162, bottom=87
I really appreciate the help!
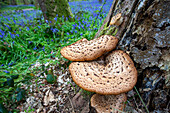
left=30, top=0, right=34, bottom=4
left=37, top=0, right=48, bottom=21
left=38, top=0, right=74, bottom=24
left=23, top=0, right=29, bottom=5
left=98, top=0, right=103, bottom=3
left=95, top=0, right=169, bottom=112
left=0, top=0, right=8, bottom=6
left=11, top=0, right=17, bottom=5
left=34, top=0, right=39, bottom=9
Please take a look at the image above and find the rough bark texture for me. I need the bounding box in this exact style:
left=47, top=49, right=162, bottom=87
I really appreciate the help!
left=34, top=0, right=39, bottom=9
left=23, top=0, right=29, bottom=5
left=95, top=0, right=169, bottom=112
left=37, top=0, right=48, bottom=21
left=38, top=0, right=74, bottom=24
left=11, top=0, right=17, bottom=5
left=98, top=0, right=103, bottom=3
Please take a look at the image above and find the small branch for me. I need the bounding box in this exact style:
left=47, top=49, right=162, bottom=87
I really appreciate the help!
left=67, top=93, right=75, bottom=113
left=132, top=92, right=139, bottom=109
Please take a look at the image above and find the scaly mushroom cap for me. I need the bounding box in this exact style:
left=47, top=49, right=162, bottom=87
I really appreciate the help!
left=110, top=13, right=123, bottom=26
left=91, top=93, right=127, bottom=113
left=69, top=50, right=137, bottom=95
left=60, top=35, right=118, bottom=61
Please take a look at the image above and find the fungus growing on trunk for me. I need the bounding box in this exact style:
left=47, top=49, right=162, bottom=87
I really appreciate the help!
left=69, top=50, right=137, bottom=95
left=110, top=13, right=123, bottom=26
left=61, top=35, right=137, bottom=113
left=91, top=93, right=127, bottom=113
left=60, top=35, right=118, bottom=61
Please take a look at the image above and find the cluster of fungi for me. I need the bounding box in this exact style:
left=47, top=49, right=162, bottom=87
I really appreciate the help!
left=61, top=18, right=137, bottom=113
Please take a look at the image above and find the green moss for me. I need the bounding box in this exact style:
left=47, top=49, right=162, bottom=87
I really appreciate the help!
left=99, top=22, right=108, bottom=36
left=99, top=22, right=117, bottom=36
left=45, top=0, right=74, bottom=24
left=106, top=27, right=116, bottom=35
left=99, top=29, right=104, bottom=36
left=112, top=28, right=118, bottom=36
left=103, top=22, right=109, bottom=30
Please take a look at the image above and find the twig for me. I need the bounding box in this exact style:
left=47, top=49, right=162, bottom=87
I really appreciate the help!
left=67, top=93, right=75, bottom=113
left=165, top=100, right=170, bottom=112
left=132, top=91, right=139, bottom=110
left=134, top=86, right=150, bottom=113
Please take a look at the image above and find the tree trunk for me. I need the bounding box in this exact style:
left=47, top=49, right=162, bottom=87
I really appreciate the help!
left=23, top=0, right=29, bottom=5
left=30, top=0, right=34, bottom=4
left=0, top=0, right=8, bottom=6
left=95, top=0, right=169, bottom=112
left=34, top=0, right=39, bottom=9
left=98, top=0, right=102, bottom=3
left=38, top=0, right=74, bottom=24
left=11, top=0, right=17, bottom=5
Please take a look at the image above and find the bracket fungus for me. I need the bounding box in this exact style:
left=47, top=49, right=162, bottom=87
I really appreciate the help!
left=110, top=13, right=123, bottom=26
left=91, top=93, right=127, bottom=113
left=61, top=34, right=137, bottom=113
left=69, top=50, right=137, bottom=95
left=60, top=35, right=118, bottom=61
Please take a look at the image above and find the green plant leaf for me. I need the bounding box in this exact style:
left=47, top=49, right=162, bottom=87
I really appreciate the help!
left=42, top=65, right=45, bottom=71
left=16, top=90, right=25, bottom=102
left=16, top=88, right=21, bottom=92
left=6, top=78, right=14, bottom=87
left=0, top=103, right=8, bottom=113
left=11, top=75, right=19, bottom=79
left=46, top=74, right=55, bottom=84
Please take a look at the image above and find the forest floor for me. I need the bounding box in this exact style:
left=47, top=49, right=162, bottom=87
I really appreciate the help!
left=16, top=60, right=169, bottom=113
left=16, top=61, right=92, bottom=113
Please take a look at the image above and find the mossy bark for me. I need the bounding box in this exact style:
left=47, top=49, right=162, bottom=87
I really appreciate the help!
left=38, top=0, right=74, bottom=24
left=23, top=0, right=29, bottom=5
left=11, top=0, right=17, bottom=5
left=98, top=0, right=103, bottom=3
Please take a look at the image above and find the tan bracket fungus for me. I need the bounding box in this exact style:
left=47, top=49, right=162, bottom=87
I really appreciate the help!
left=110, top=13, right=123, bottom=26
left=61, top=34, right=137, bottom=113
left=69, top=50, right=137, bottom=95
left=91, top=93, right=127, bottom=113
left=60, top=35, right=118, bottom=61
